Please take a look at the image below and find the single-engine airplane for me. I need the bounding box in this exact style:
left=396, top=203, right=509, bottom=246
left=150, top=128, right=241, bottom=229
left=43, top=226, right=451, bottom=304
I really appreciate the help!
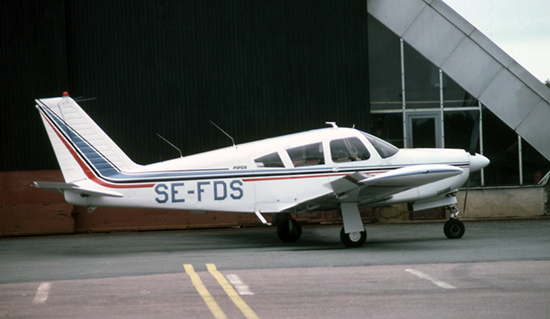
left=34, top=92, right=489, bottom=247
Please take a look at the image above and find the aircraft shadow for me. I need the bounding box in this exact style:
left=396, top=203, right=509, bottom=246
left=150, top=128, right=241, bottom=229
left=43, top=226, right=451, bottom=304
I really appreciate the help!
left=12, top=225, right=456, bottom=258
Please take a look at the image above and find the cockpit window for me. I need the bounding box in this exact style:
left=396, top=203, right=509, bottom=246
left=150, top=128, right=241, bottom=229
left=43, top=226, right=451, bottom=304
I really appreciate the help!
left=330, top=137, right=370, bottom=163
left=287, top=143, right=325, bottom=167
left=255, top=152, right=285, bottom=168
left=362, top=132, right=399, bottom=159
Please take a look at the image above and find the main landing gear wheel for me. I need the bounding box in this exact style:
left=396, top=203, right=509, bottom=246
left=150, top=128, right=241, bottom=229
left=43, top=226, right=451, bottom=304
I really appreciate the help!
left=340, top=227, right=367, bottom=248
left=277, top=218, right=302, bottom=242
left=444, top=219, right=465, bottom=239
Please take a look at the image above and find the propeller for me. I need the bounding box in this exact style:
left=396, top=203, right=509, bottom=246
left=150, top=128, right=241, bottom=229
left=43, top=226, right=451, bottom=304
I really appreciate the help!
left=468, top=110, right=481, bottom=155
left=462, top=175, right=470, bottom=216
left=464, top=109, right=482, bottom=215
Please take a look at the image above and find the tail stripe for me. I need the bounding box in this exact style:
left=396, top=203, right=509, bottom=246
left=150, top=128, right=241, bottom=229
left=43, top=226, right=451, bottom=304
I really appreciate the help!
left=39, top=106, right=154, bottom=189
left=38, top=100, right=120, bottom=176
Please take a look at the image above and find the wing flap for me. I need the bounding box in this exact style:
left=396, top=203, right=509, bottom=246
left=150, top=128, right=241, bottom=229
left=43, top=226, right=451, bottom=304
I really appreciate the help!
left=32, top=181, right=123, bottom=198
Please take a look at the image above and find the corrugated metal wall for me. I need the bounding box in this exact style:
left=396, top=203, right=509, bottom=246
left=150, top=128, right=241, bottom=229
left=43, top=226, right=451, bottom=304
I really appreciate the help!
left=1, top=0, right=370, bottom=170
left=1, top=0, right=69, bottom=170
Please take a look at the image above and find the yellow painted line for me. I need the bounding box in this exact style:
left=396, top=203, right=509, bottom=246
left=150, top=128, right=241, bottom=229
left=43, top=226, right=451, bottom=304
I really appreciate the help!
left=207, top=263, right=260, bottom=319
left=183, top=264, right=227, bottom=319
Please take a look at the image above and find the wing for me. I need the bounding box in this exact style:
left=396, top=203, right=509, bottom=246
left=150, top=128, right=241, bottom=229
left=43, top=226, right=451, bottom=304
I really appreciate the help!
left=286, top=164, right=463, bottom=213
left=32, top=181, right=123, bottom=197
left=330, top=164, right=463, bottom=204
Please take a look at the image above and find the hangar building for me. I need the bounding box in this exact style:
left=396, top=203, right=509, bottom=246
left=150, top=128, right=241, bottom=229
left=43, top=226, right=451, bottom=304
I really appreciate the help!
left=1, top=0, right=549, bottom=235
left=367, top=0, right=550, bottom=188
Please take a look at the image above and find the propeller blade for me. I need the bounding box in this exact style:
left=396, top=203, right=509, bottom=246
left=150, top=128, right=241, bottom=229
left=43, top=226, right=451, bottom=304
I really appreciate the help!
left=469, top=111, right=481, bottom=155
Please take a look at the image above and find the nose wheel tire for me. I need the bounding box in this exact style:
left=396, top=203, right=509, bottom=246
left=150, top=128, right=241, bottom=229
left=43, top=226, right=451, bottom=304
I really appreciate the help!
left=277, top=218, right=302, bottom=242
left=340, top=227, right=367, bottom=247
left=444, top=219, right=465, bottom=239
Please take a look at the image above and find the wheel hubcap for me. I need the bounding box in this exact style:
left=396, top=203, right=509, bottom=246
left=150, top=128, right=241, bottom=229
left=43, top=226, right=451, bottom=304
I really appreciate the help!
left=450, top=225, right=460, bottom=234
left=349, top=232, right=361, bottom=242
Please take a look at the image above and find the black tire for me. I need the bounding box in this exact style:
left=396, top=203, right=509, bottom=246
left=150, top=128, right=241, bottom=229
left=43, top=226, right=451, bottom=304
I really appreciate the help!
left=277, top=218, right=302, bottom=242
left=444, top=219, right=465, bottom=239
left=340, top=227, right=367, bottom=248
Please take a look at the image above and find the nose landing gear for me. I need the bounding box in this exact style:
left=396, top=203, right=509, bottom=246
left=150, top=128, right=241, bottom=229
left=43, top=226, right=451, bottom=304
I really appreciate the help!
left=444, top=205, right=465, bottom=239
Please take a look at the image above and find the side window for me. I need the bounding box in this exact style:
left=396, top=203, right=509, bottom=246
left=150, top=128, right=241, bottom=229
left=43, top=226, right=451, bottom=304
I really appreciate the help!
left=254, top=152, right=285, bottom=168
left=287, top=143, right=325, bottom=167
left=330, top=137, right=370, bottom=163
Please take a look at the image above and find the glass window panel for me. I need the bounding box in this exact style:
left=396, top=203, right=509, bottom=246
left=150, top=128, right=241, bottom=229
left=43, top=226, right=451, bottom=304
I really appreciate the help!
left=371, top=113, right=403, bottom=148
left=362, top=133, right=399, bottom=159
left=444, top=110, right=478, bottom=152
left=367, top=14, right=402, bottom=111
left=522, top=139, right=550, bottom=185
left=254, top=152, right=285, bottom=168
left=411, top=117, right=436, bottom=148
left=482, top=107, right=519, bottom=186
left=404, top=42, right=440, bottom=108
left=287, top=143, right=324, bottom=167
left=330, top=137, right=370, bottom=163
left=442, top=72, right=478, bottom=108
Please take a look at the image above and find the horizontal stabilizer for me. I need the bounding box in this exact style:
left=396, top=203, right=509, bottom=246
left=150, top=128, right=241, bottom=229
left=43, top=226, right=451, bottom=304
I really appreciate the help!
left=32, top=181, right=123, bottom=198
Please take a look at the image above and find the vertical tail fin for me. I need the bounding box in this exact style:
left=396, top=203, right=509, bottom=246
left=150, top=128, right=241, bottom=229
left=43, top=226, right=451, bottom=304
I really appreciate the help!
left=35, top=92, right=140, bottom=183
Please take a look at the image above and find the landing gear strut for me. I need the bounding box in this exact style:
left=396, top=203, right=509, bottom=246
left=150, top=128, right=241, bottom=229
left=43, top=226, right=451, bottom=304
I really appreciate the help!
left=340, top=202, right=367, bottom=248
left=444, top=205, right=465, bottom=239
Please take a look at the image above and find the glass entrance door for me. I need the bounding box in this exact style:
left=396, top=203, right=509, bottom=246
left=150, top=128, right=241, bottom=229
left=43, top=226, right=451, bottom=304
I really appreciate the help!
left=406, top=112, right=442, bottom=148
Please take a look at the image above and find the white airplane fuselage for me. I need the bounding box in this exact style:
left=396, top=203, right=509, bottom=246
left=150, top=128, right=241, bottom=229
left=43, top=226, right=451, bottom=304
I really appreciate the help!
left=62, top=126, right=475, bottom=214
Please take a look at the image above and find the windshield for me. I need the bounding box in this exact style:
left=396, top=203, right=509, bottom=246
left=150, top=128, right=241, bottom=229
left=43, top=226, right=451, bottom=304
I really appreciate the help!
left=362, top=132, right=399, bottom=159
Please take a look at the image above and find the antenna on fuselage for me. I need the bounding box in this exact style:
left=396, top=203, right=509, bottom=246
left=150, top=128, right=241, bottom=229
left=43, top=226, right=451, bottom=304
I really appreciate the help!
left=209, top=120, right=236, bottom=148
left=73, top=97, right=97, bottom=103
left=156, top=133, right=183, bottom=158
left=326, top=122, right=338, bottom=129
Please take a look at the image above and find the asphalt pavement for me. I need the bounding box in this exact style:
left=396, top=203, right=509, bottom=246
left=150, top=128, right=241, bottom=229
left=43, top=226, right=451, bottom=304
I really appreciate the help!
left=1, top=219, right=550, bottom=318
